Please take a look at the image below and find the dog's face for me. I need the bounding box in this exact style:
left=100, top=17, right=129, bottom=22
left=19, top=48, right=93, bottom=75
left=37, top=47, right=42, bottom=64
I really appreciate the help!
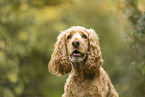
left=66, top=29, right=89, bottom=62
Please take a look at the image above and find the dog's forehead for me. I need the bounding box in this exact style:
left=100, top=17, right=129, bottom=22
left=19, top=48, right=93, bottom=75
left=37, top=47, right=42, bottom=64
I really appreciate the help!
left=67, top=28, right=88, bottom=35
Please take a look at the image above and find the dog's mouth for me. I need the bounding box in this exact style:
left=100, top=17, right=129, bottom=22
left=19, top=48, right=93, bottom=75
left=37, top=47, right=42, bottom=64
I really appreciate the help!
left=70, top=50, right=85, bottom=62
left=72, top=50, right=85, bottom=57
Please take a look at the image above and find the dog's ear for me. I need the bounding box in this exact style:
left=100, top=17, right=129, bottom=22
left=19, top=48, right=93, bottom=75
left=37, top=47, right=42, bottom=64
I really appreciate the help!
left=48, top=31, right=71, bottom=75
left=84, top=29, right=103, bottom=74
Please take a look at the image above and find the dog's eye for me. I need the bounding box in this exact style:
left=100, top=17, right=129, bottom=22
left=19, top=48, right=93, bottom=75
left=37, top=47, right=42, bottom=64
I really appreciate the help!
left=67, top=35, right=72, bottom=40
left=82, top=34, right=87, bottom=39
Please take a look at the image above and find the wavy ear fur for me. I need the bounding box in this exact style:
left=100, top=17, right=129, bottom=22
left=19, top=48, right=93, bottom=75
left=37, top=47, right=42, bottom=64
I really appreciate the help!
left=84, top=29, right=103, bottom=74
left=48, top=31, right=71, bottom=75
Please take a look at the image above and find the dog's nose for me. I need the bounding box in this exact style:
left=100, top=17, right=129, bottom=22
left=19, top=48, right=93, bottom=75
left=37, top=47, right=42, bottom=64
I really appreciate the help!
left=72, top=40, right=80, bottom=48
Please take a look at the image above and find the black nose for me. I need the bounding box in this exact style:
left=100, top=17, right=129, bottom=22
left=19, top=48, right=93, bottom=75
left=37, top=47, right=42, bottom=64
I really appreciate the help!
left=72, top=40, right=80, bottom=48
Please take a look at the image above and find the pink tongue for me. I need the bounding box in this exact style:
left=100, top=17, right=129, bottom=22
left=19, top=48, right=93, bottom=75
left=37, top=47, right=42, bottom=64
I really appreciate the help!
left=74, top=53, right=80, bottom=56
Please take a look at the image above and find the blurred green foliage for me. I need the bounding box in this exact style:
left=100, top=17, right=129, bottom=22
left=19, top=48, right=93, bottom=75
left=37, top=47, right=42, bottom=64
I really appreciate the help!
left=0, top=0, right=145, bottom=97
left=118, top=0, right=145, bottom=96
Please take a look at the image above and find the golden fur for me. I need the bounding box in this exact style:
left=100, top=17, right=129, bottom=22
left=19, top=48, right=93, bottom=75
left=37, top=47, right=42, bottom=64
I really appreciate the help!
left=48, top=26, right=119, bottom=97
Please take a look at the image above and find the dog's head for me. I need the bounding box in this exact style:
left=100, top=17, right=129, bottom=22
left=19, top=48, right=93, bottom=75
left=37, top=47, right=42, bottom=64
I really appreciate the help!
left=48, top=26, right=103, bottom=75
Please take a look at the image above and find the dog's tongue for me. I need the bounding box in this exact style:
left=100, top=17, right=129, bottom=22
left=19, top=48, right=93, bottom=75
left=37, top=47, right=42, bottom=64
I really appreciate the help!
left=73, top=53, right=81, bottom=56
left=74, top=53, right=80, bottom=56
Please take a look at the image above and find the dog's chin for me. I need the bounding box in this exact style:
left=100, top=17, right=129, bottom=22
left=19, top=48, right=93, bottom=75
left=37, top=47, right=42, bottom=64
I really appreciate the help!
left=69, top=50, right=85, bottom=62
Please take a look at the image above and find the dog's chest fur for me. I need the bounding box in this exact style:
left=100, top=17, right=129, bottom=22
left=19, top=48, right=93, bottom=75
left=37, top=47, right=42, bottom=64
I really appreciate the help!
left=63, top=67, right=109, bottom=97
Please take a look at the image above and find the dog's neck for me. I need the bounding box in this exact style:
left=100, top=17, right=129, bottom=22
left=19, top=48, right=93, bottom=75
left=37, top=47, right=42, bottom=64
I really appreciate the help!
left=71, top=62, right=96, bottom=80
left=71, top=62, right=83, bottom=73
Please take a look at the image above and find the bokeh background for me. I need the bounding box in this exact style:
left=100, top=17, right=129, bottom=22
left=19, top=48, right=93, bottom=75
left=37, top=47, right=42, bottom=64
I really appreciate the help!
left=0, top=0, right=145, bottom=97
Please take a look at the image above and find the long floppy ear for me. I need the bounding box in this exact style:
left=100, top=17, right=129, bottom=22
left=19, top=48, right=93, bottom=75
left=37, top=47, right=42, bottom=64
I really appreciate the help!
left=48, top=31, right=71, bottom=75
left=84, top=29, right=103, bottom=74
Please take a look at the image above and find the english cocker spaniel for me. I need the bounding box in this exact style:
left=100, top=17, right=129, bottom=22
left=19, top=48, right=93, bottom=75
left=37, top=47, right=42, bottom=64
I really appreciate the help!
left=48, top=26, right=119, bottom=97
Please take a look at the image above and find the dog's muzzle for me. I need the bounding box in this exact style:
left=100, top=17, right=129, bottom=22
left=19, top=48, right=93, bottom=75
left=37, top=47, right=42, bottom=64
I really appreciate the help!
left=69, top=50, right=86, bottom=62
